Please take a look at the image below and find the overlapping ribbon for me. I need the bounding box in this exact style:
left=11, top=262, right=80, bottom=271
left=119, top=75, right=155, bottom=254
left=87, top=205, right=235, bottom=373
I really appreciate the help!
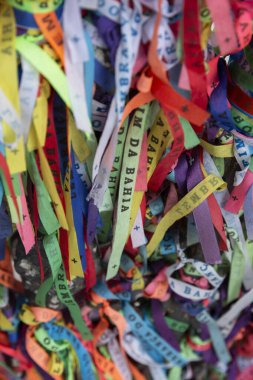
left=0, top=1, right=253, bottom=379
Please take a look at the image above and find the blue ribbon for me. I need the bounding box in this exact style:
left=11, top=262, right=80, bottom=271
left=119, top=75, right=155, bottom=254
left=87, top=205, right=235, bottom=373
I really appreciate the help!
left=70, top=148, right=88, bottom=271
left=43, top=322, right=95, bottom=380
left=14, top=4, right=64, bottom=30
left=209, top=58, right=236, bottom=133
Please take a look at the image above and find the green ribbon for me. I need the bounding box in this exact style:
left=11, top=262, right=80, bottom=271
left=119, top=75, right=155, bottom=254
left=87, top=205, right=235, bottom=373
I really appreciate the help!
left=4, top=0, right=63, bottom=13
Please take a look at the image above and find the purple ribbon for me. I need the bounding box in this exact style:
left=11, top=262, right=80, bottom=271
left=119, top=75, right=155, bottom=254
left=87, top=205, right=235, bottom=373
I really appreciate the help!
left=175, top=154, right=189, bottom=195
left=187, top=149, right=221, bottom=264
left=94, top=15, right=120, bottom=66
left=244, top=184, right=253, bottom=240
left=151, top=299, right=180, bottom=351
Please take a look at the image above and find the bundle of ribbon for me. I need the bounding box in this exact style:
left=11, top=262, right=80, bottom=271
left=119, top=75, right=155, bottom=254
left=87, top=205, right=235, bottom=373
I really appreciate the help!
left=1, top=0, right=253, bottom=379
